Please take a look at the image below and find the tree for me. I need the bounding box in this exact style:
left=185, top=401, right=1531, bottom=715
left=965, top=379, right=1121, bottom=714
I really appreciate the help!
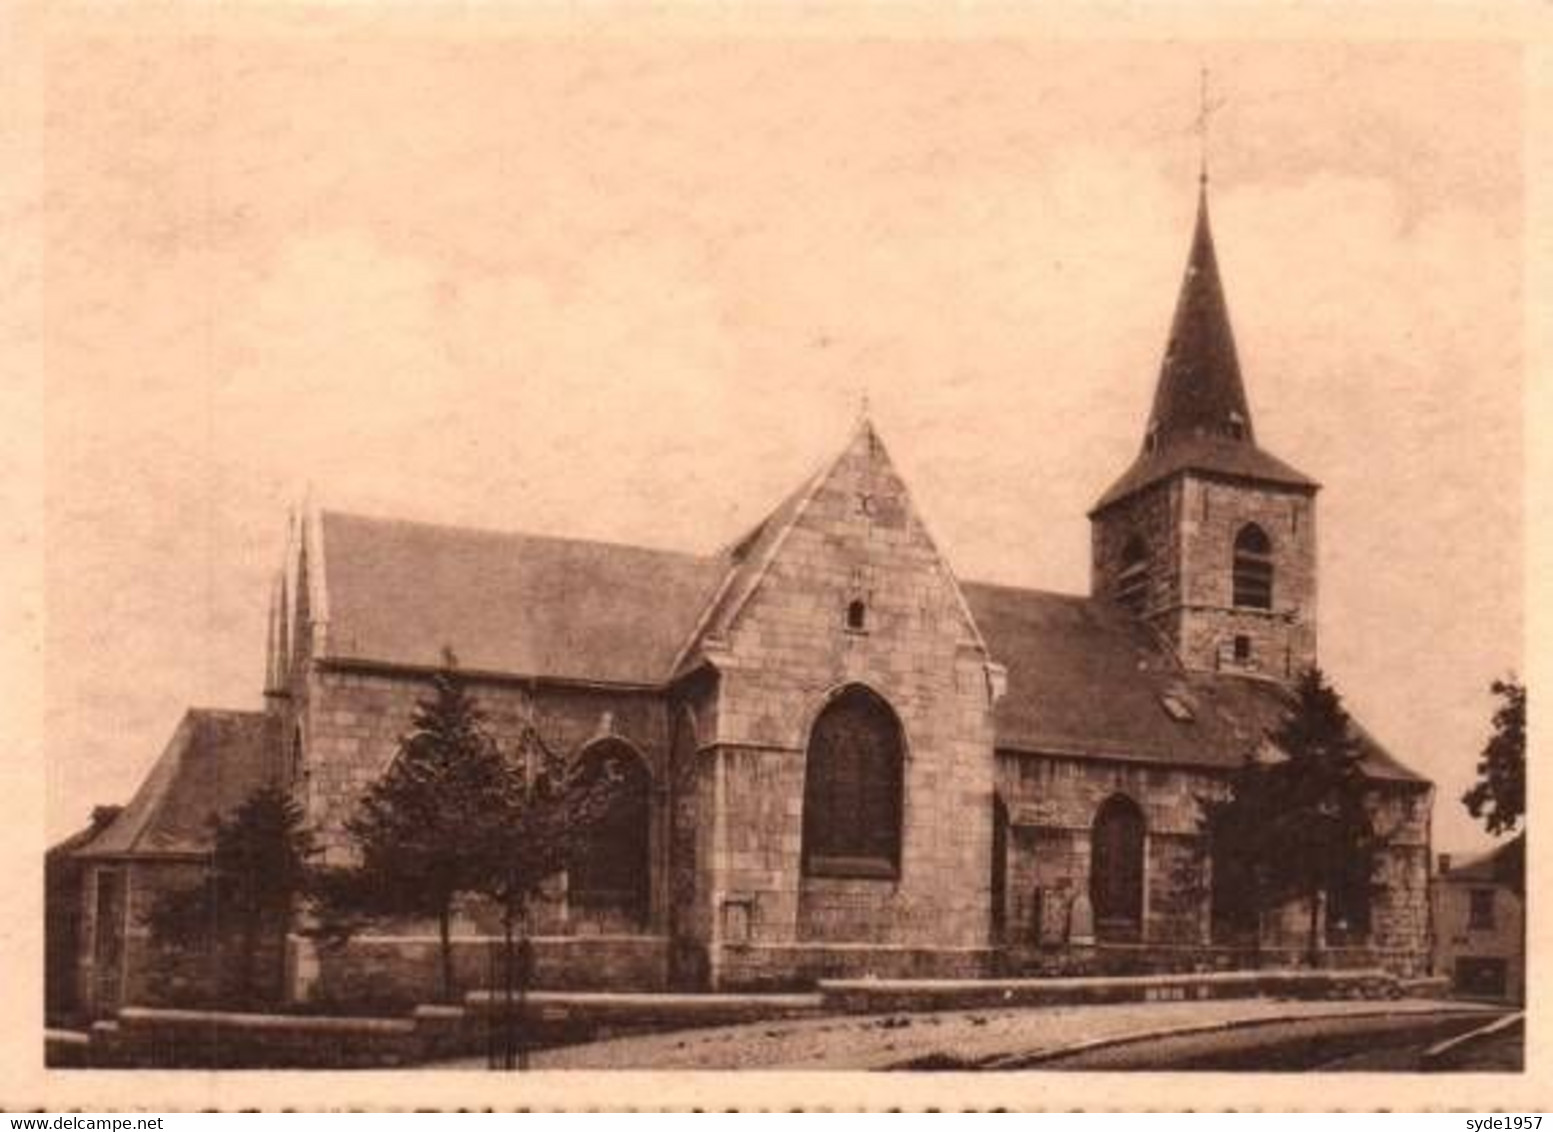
left=147, top=785, right=314, bottom=1005
left=1202, top=668, right=1381, bottom=964
left=318, top=650, right=519, bottom=1003
left=1462, top=677, right=1525, bottom=838
left=466, top=723, right=628, bottom=1068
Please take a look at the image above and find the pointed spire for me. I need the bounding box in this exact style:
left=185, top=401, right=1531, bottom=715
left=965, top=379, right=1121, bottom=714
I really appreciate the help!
left=263, top=573, right=280, bottom=696
left=277, top=567, right=291, bottom=687
left=295, top=506, right=312, bottom=630
left=1144, top=182, right=1255, bottom=454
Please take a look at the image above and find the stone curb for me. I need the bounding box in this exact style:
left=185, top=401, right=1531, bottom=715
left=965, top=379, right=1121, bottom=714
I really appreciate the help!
left=969, top=1003, right=1504, bottom=1071
left=1419, top=1010, right=1523, bottom=1067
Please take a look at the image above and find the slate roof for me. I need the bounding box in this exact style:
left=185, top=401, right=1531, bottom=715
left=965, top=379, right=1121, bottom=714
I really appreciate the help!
left=77, top=710, right=282, bottom=858
left=1150, top=184, right=1255, bottom=449
left=961, top=582, right=1423, bottom=783
left=1092, top=435, right=1319, bottom=514
left=308, top=506, right=1422, bottom=784
left=317, top=511, right=727, bottom=686
left=1441, top=835, right=1524, bottom=885
left=1091, top=185, right=1317, bottom=513
left=674, top=458, right=834, bottom=671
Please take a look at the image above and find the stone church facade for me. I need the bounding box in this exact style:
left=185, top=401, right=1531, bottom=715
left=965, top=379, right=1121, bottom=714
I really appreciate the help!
left=65, top=183, right=1432, bottom=1012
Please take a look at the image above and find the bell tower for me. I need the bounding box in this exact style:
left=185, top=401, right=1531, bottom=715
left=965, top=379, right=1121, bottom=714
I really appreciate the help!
left=1089, top=179, right=1320, bottom=679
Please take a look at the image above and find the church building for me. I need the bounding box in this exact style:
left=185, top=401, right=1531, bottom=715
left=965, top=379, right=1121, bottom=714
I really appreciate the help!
left=65, top=181, right=1433, bottom=1013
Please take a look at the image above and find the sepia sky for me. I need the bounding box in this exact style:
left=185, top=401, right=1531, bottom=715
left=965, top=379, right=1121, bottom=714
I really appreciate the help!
left=41, top=22, right=1522, bottom=854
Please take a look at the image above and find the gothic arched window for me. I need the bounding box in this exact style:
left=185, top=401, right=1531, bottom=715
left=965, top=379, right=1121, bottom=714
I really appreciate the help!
left=1091, top=794, right=1145, bottom=942
left=569, top=740, right=652, bottom=926
left=1116, top=535, right=1150, bottom=616
left=801, top=685, right=904, bottom=879
left=1232, top=523, right=1274, bottom=610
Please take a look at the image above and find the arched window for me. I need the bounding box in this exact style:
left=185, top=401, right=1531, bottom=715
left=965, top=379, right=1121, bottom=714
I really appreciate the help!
left=801, top=685, right=904, bottom=879
left=1115, top=535, right=1150, bottom=616
left=1091, top=794, right=1145, bottom=942
left=1232, top=523, right=1274, bottom=610
left=569, top=740, right=651, bottom=926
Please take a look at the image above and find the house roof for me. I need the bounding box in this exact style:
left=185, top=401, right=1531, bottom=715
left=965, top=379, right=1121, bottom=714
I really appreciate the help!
left=317, top=510, right=727, bottom=686
left=1442, top=834, right=1525, bottom=884
left=961, top=582, right=1423, bottom=782
left=77, top=710, right=282, bottom=858
left=45, top=808, right=121, bottom=866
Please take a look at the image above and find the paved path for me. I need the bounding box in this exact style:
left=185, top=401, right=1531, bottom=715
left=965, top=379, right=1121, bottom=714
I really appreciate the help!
left=1027, top=1010, right=1500, bottom=1071
left=464, top=997, right=1501, bottom=1071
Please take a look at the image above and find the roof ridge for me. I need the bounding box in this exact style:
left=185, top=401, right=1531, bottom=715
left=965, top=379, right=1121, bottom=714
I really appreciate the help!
left=320, top=507, right=716, bottom=563
left=667, top=438, right=846, bottom=677
left=959, top=579, right=1090, bottom=600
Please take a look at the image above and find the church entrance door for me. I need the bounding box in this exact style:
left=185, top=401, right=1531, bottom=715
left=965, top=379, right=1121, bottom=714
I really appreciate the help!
left=1090, top=795, right=1144, bottom=942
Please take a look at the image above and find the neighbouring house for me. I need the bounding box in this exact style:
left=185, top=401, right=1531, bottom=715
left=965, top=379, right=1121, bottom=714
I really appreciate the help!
left=66, top=710, right=283, bottom=1015
left=45, top=805, right=122, bottom=1025
left=55, top=176, right=1433, bottom=1015
left=1432, top=836, right=1525, bottom=1003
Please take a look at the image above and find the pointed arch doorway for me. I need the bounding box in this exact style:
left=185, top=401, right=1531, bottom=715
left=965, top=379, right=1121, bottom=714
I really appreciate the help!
left=1090, top=794, right=1145, bottom=942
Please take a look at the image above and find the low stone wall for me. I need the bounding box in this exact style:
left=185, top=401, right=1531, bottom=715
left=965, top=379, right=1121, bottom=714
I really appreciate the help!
left=818, top=967, right=1402, bottom=1014
left=464, top=989, right=823, bottom=1048
left=300, top=933, right=670, bottom=1006
left=717, top=943, right=995, bottom=990
left=44, top=1029, right=91, bottom=1068
left=83, top=1007, right=422, bottom=1069
left=52, top=965, right=1423, bottom=1067
left=57, top=993, right=824, bottom=1068
left=1001, top=942, right=1427, bottom=980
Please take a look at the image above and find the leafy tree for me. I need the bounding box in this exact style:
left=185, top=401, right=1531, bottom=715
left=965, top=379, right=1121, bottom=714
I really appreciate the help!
left=467, top=723, right=629, bottom=1067
left=1202, top=668, right=1381, bottom=964
left=1462, top=677, right=1526, bottom=838
left=311, top=651, right=632, bottom=1027
left=147, top=785, right=314, bottom=1005
left=317, top=650, right=518, bottom=1002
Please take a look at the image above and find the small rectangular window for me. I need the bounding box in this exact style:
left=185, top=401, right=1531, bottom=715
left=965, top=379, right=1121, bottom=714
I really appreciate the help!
left=1469, top=888, right=1496, bottom=930
left=1233, top=635, right=1252, bottom=663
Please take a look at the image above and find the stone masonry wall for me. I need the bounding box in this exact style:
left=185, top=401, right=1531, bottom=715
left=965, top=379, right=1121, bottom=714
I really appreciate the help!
left=1173, top=476, right=1317, bottom=676
left=1366, top=783, right=1433, bottom=973
left=995, top=752, right=1223, bottom=947
left=698, top=427, right=1001, bottom=972
left=995, top=755, right=1431, bottom=975
left=1092, top=474, right=1317, bottom=677
left=300, top=666, right=673, bottom=936
left=302, top=933, right=670, bottom=1004
left=1091, top=477, right=1183, bottom=617
left=666, top=693, right=715, bottom=987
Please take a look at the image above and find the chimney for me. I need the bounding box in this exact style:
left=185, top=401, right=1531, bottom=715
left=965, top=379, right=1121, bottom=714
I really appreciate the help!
left=1438, top=853, right=1452, bottom=876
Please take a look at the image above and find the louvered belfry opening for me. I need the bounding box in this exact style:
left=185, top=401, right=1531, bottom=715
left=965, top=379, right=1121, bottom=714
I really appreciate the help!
left=801, top=685, right=904, bottom=879
left=1232, top=522, right=1274, bottom=610
left=1115, top=534, right=1150, bottom=616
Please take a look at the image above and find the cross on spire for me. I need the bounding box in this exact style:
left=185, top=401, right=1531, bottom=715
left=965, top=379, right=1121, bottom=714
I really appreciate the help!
left=1194, top=65, right=1226, bottom=186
